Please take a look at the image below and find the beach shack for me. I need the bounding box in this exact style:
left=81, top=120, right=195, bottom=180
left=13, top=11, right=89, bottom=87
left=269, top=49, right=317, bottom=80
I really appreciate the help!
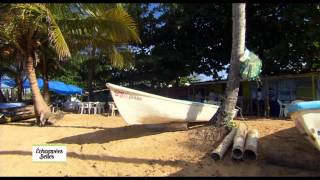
left=160, top=71, right=320, bottom=118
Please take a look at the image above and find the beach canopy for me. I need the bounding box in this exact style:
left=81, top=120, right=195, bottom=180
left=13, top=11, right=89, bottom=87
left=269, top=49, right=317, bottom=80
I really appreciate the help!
left=1, top=78, right=83, bottom=95
left=0, top=78, right=15, bottom=89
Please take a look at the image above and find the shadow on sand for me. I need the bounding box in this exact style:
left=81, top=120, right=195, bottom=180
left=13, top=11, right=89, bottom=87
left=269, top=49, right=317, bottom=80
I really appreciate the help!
left=170, top=126, right=320, bottom=176
left=48, top=124, right=187, bottom=145
left=257, top=127, right=320, bottom=171
left=0, top=150, right=187, bottom=167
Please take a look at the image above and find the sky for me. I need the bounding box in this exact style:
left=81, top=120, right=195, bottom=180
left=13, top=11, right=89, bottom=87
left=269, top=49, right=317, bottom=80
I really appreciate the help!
left=196, top=69, right=228, bottom=82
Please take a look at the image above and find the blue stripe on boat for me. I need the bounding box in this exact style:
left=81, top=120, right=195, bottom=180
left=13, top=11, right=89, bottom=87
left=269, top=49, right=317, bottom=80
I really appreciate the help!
left=288, top=101, right=320, bottom=113
left=0, top=103, right=26, bottom=109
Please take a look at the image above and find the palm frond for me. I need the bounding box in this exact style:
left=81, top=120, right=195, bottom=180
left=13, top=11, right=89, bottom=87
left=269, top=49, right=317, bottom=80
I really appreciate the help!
left=57, top=5, right=141, bottom=44
left=37, top=4, right=71, bottom=59
left=108, top=45, right=134, bottom=69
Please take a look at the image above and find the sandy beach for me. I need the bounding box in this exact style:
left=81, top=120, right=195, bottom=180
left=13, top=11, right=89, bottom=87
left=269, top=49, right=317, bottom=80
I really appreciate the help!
left=0, top=114, right=319, bottom=176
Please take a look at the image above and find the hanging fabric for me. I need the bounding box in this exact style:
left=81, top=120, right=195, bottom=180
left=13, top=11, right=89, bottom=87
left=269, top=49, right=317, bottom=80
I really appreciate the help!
left=240, top=48, right=262, bottom=81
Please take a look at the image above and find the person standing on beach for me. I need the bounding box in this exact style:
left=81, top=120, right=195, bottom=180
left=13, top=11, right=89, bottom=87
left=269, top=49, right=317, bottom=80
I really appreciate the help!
left=257, top=87, right=264, bottom=116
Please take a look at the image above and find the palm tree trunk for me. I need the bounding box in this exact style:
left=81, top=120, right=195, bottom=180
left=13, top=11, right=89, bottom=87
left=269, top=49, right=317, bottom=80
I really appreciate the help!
left=210, top=3, right=246, bottom=127
left=16, top=76, right=23, bottom=102
left=87, top=61, right=95, bottom=101
left=41, top=58, right=50, bottom=104
left=26, top=53, right=51, bottom=125
left=88, top=48, right=96, bottom=101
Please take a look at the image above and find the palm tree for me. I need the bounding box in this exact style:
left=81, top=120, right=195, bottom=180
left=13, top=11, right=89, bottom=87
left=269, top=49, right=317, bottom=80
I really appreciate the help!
left=0, top=3, right=140, bottom=125
left=0, top=4, right=71, bottom=125
left=210, top=3, right=246, bottom=127
left=56, top=4, right=141, bottom=100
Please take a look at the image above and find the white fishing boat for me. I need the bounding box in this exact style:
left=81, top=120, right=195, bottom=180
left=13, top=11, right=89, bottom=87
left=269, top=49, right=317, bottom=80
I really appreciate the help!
left=288, top=101, right=320, bottom=151
left=106, top=83, right=238, bottom=125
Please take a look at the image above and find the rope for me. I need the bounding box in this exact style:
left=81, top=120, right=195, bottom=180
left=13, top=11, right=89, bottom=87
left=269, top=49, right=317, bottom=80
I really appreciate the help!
left=218, top=94, right=249, bottom=129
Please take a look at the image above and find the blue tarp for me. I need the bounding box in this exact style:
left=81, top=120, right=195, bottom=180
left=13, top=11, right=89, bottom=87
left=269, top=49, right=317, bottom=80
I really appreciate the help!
left=0, top=78, right=16, bottom=88
left=22, top=79, right=44, bottom=89
left=47, top=80, right=83, bottom=95
left=0, top=77, right=83, bottom=95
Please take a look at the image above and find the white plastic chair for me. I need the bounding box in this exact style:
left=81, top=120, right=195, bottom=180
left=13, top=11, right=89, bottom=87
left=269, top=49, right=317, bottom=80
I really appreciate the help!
left=277, top=99, right=290, bottom=118
left=92, top=102, right=99, bottom=114
left=83, top=102, right=91, bottom=114
left=98, top=102, right=106, bottom=114
left=78, top=102, right=84, bottom=114
left=108, top=102, right=118, bottom=116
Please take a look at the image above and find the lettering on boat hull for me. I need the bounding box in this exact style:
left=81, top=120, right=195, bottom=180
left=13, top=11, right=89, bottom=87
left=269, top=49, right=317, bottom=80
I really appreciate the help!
left=114, top=90, right=142, bottom=101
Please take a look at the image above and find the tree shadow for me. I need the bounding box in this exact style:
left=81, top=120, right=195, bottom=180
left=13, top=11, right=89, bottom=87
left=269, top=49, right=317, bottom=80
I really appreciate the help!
left=0, top=150, right=186, bottom=167
left=48, top=124, right=185, bottom=145
left=2, top=122, right=108, bottom=130
left=186, top=102, right=206, bottom=123
left=258, top=127, right=320, bottom=171
left=168, top=150, right=243, bottom=177
left=169, top=125, right=320, bottom=176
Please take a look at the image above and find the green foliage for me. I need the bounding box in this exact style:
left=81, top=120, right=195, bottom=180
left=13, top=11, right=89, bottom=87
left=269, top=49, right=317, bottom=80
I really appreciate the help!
left=225, top=119, right=237, bottom=130
left=0, top=3, right=141, bottom=93
left=115, top=3, right=320, bottom=87
left=246, top=4, right=320, bottom=75
left=57, top=3, right=141, bottom=69
left=114, top=3, right=233, bottom=86
left=1, top=3, right=320, bottom=93
left=0, top=3, right=71, bottom=59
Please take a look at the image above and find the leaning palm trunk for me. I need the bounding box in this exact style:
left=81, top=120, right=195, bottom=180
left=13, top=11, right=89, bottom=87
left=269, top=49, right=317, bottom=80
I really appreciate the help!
left=26, top=54, right=51, bottom=125
left=210, top=3, right=246, bottom=127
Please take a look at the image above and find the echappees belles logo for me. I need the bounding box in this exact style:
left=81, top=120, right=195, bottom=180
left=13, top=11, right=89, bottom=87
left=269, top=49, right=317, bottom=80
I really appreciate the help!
left=32, top=144, right=67, bottom=162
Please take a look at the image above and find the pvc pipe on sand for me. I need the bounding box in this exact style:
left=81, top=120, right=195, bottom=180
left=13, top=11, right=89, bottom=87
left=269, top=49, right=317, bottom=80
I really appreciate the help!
left=243, top=129, right=259, bottom=160
left=232, top=123, right=248, bottom=160
left=211, top=128, right=237, bottom=161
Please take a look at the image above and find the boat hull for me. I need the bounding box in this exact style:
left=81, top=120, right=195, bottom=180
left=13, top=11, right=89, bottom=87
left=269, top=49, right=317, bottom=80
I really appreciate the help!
left=106, top=83, right=238, bottom=125
left=289, top=109, right=320, bottom=151
left=288, top=101, right=320, bottom=151
left=0, top=102, right=26, bottom=110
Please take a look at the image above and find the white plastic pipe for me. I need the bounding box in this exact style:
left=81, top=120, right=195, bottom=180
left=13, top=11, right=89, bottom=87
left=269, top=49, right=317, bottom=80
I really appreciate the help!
left=211, top=128, right=237, bottom=161
left=243, top=129, right=259, bottom=160
left=232, top=123, right=248, bottom=160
